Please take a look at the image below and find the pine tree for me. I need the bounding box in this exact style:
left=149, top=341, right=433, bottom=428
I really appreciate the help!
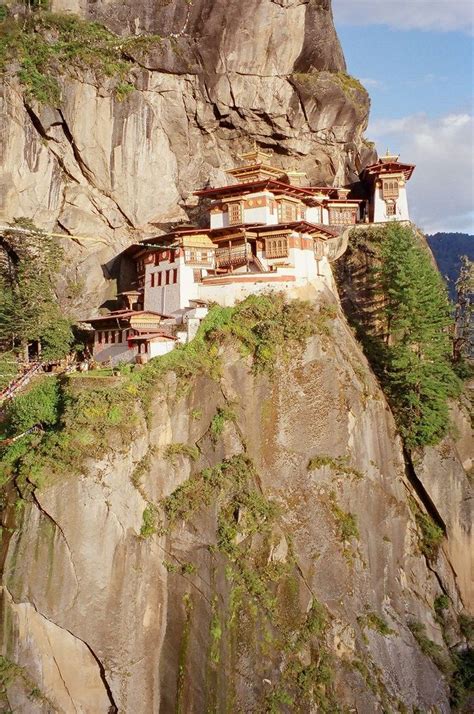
left=453, top=255, right=473, bottom=364
left=0, top=220, right=74, bottom=362
left=378, top=224, right=460, bottom=447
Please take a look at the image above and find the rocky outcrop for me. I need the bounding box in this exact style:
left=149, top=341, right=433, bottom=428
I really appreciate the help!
left=1, top=285, right=470, bottom=712
left=1, top=0, right=374, bottom=314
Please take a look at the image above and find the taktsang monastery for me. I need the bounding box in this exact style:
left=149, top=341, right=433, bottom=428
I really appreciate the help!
left=86, top=148, right=415, bottom=365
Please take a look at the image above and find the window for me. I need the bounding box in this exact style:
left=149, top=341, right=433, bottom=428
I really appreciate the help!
left=173, top=268, right=178, bottom=284
left=169, top=250, right=175, bottom=264
left=151, top=273, right=155, bottom=287
left=282, top=201, right=296, bottom=222
left=329, top=208, right=356, bottom=226
left=314, top=241, right=324, bottom=260
left=111, top=331, right=116, bottom=344
left=97, top=331, right=103, bottom=343
left=104, top=331, right=109, bottom=344
left=166, top=270, right=170, bottom=285
left=154, top=252, right=160, bottom=266
left=386, top=201, right=396, bottom=217
left=228, top=202, right=242, bottom=225
left=157, top=271, right=162, bottom=287
left=265, top=235, right=289, bottom=259
left=382, top=179, right=399, bottom=199
left=193, top=269, right=202, bottom=282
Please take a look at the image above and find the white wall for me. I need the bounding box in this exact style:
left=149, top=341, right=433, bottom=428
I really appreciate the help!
left=144, top=257, right=199, bottom=316
left=373, top=183, right=410, bottom=222
left=148, top=341, right=175, bottom=358
left=93, top=342, right=137, bottom=366
left=306, top=206, right=322, bottom=224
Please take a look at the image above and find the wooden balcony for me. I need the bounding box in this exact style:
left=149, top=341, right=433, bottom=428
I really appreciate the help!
left=215, top=244, right=252, bottom=269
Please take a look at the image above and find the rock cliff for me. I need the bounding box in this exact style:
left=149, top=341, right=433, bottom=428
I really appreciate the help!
left=1, top=0, right=374, bottom=314
left=0, top=287, right=472, bottom=713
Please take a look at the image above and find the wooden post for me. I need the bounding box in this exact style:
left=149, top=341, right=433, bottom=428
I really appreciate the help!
left=244, top=230, right=249, bottom=272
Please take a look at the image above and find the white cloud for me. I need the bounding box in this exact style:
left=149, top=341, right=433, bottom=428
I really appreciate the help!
left=333, top=0, right=474, bottom=35
left=368, top=112, right=474, bottom=233
left=360, top=77, right=386, bottom=90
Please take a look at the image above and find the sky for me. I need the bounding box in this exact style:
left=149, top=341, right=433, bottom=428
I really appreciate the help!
left=332, top=0, right=474, bottom=234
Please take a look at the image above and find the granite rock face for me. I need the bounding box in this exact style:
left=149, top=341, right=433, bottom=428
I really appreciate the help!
left=0, top=286, right=471, bottom=713
left=1, top=0, right=374, bottom=315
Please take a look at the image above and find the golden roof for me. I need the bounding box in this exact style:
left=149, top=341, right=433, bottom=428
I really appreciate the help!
left=180, top=234, right=216, bottom=249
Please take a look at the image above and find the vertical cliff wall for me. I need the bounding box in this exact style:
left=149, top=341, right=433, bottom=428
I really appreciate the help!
left=0, top=288, right=471, bottom=713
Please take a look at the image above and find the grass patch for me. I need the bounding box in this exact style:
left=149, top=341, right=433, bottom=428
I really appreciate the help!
left=164, top=443, right=199, bottom=464
left=328, top=491, right=359, bottom=542
left=358, top=611, right=394, bottom=636
left=409, top=497, right=444, bottom=560
left=408, top=620, right=452, bottom=675
left=308, top=454, right=363, bottom=480
left=210, top=406, right=236, bottom=444
left=139, top=503, right=158, bottom=538
left=0, top=10, right=162, bottom=103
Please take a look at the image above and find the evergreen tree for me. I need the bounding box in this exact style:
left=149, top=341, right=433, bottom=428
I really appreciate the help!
left=453, top=255, right=473, bottom=364
left=0, top=220, right=74, bottom=361
left=378, top=224, right=460, bottom=447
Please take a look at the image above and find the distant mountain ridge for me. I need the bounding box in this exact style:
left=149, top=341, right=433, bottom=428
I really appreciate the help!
left=426, top=232, right=474, bottom=299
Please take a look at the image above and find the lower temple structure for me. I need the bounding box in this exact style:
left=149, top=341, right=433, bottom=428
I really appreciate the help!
left=86, top=147, right=415, bottom=364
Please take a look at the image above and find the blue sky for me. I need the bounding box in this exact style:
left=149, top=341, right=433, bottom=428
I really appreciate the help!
left=332, top=0, right=474, bottom=234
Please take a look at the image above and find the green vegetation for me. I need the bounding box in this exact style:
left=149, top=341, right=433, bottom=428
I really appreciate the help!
left=209, top=597, right=222, bottom=665
left=0, top=220, right=75, bottom=362
left=176, top=592, right=193, bottom=714
left=458, top=613, right=474, bottom=642
left=307, top=454, right=363, bottom=480
left=434, top=594, right=450, bottom=623
left=408, top=620, right=452, bottom=675
left=328, top=491, right=359, bottom=542
left=358, top=611, right=394, bottom=636
left=409, top=497, right=444, bottom=560
left=210, top=406, right=236, bottom=444
left=164, top=443, right=199, bottom=464
left=0, top=655, right=48, bottom=707
left=140, top=503, right=158, bottom=538
left=342, top=224, right=461, bottom=449
left=1, top=295, right=320, bottom=491
left=160, top=454, right=340, bottom=711
left=0, top=351, right=19, bottom=390
left=334, top=71, right=366, bottom=95
left=3, top=377, right=60, bottom=436
left=0, top=9, right=162, bottom=103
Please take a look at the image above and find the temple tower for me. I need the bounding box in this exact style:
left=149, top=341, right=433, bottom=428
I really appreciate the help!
left=363, top=152, right=415, bottom=223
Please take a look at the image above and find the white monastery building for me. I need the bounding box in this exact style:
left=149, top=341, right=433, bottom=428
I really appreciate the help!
left=86, top=147, right=415, bottom=364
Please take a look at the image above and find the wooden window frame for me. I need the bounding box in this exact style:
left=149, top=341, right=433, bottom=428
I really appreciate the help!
left=228, top=201, right=243, bottom=225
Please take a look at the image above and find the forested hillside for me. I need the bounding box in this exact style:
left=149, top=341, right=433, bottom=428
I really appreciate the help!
left=427, top=233, right=473, bottom=299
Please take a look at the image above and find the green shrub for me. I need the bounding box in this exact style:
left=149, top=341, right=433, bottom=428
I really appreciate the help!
left=458, top=613, right=474, bottom=642
left=307, top=454, right=363, bottom=479
left=0, top=11, right=162, bottom=103
left=210, top=406, right=236, bottom=444
left=164, top=443, right=199, bottom=463
left=4, top=377, right=60, bottom=435
left=408, top=620, right=452, bottom=675
left=434, top=594, right=450, bottom=622
left=140, top=503, right=158, bottom=538
left=409, top=498, right=444, bottom=560
left=328, top=492, right=359, bottom=542
left=359, top=611, right=394, bottom=636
